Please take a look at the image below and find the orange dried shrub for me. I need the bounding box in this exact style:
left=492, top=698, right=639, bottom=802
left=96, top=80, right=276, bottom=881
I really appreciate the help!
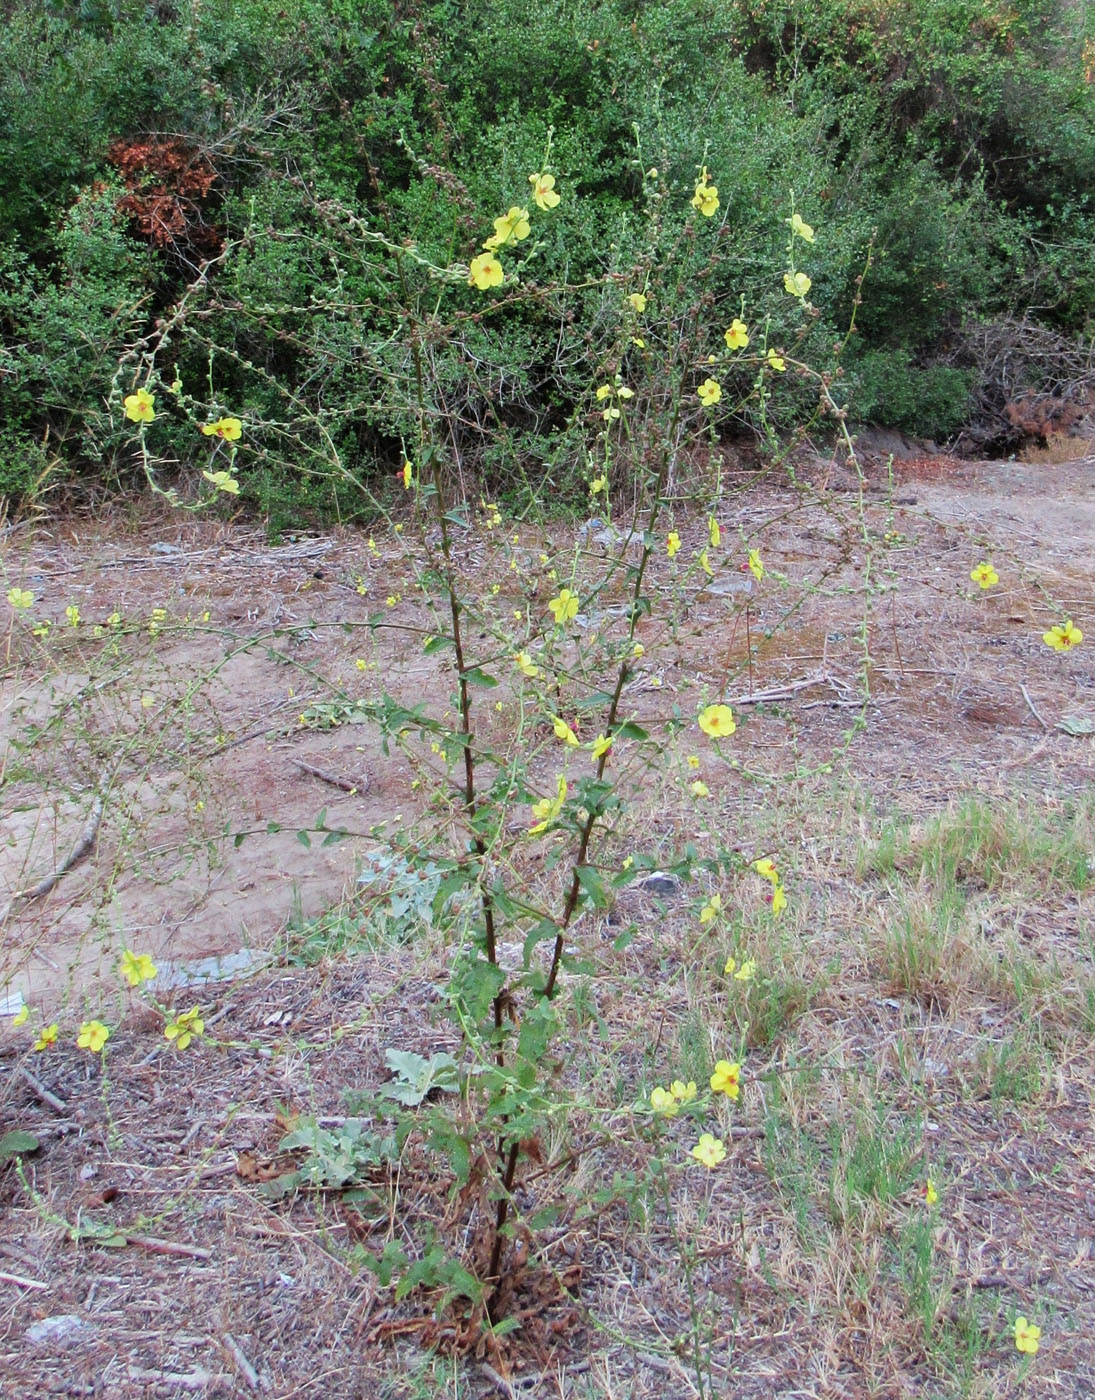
left=107, top=137, right=222, bottom=258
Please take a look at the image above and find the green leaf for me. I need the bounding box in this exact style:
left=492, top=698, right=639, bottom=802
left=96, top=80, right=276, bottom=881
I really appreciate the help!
left=573, top=690, right=614, bottom=710
left=259, top=1171, right=303, bottom=1201
left=1057, top=713, right=1095, bottom=736
left=450, top=952, right=506, bottom=1020
left=574, top=864, right=610, bottom=909
left=614, top=720, right=649, bottom=741
left=522, top=918, right=559, bottom=966
left=460, top=666, right=498, bottom=688
left=382, top=1049, right=460, bottom=1106
left=490, top=1315, right=523, bottom=1338
left=297, top=829, right=312, bottom=848
left=0, top=1129, right=39, bottom=1161
left=423, top=634, right=452, bottom=654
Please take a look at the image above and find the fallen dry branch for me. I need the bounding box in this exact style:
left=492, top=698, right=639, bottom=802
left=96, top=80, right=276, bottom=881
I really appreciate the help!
left=0, top=795, right=103, bottom=929
left=291, top=758, right=368, bottom=793
left=124, top=1234, right=212, bottom=1260
left=15, top=1065, right=68, bottom=1113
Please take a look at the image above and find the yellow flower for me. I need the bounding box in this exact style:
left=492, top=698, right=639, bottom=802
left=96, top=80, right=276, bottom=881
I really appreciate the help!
left=164, top=1007, right=204, bottom=1051
left=924, top=1178, right=939, bottom=1206
left=386, top=595, right=397, bottom=607
left=709, top=1059, right=741, bottom=1099
left=970, top=561, right=998, bottom=589
left=691, top=1133, right=727, bottom=1167
left=616, top=385, right=634, bottom=400
left=698, top=703, right=736, bottom=738
left=771, top=883, right=787, bottom=916
left=748, top=548, right=765, bottom=581
left=690, top=780, right=710, bottom=797
left=7, top=587, right=33, bottom=610
left=699, top=549, right=714, bottom=578
left=724, top=319, right=749, bottom=350
left=13, top=1005, right=29, bottom=1026
left=784, top=270, right=812, bottom=298
left=528, top=172, right=560, bottom=210
left=201, top=417, right=242, bottom=441
left=469, top=252, right=504, bottom=289
left=787, top=212, right=816, bottom=243
left=77, top=1020, right=110, bottom=1053
left=1043, top=620, right=1082, bottom=651
left=670, top=1080, right=698, bottom=1104
left=708, top=516, right=720, bottom=547
left=34, top=1023, right=59, bottom=1051
left=65, top=605, right=80, bottom=627
left=667, top=531, right=681, bottom=558
left=402, top=460, right=413, bottom=489
left=119, top=949, right=158, bottom=988
left=485, top=206, right=531, bottom=248
left=686, top=753, right=700, bottom=769
left=650, top=1086, right=678, bottom=1117
left=699, top=892, right=722, bottom=925
left=595, top=384, right=614, bottom=401
left=691, top=168, right=719, bottom=217
left=529, top=775, right=567, bottom=834
left=589, top=473, right=608, bottom=494
left=628, top=292, right=647, bottom=313
left=724, top=957, right=756, bottom=980
left=697, top=378, right=722, bottom=407
left=551, top=715, right=580, bottom=746
left=547, top=587, right=579, bottom=624
left=766, top=348, right=786, bottom=372
left=632, top=336, right=646, bottom=348
left=514, top=650, right=539, bottom=678
left=124, top=387, right=156, bottom=423
left=632, top=642, right=645, bottom=657
left=1014, top=1317, right=1041, bottom=1355
left=202, top=469, right=240, bottom=495
left=753, top=858, right=779, bottom=884
left=591, top=733, right=613, bottom=759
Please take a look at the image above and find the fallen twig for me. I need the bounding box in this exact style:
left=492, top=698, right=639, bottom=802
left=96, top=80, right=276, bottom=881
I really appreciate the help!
left=1, top=797, right=104, bottom=929
left=0, top=1269, right=48, bottom=1291
left=16, top=1065, right=68, bottom=1113
left=479, top=1362, right=517, bottom=1398
left=291, top=758, right=368, bottom=793
left=722, top=672, right=830, bottom=706
left=223, top=1332, right=267, bottom=1393
left=126, top=1366, right=224, bottom=1390
left=1019, top=683, right=1049, bottom=731
left=124, top=1234, right=212, bottom=1260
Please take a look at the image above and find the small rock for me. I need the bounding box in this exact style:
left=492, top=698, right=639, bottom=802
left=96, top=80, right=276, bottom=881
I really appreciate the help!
left=148, top=541, right=182, bottom=556
left=151, top=947, right=272, bottom=991
left=27, top=1315, right=96, bottom=1347
left=638, top=871, right=682, bottom=898
left=0, top=988, right=27, bottom=1019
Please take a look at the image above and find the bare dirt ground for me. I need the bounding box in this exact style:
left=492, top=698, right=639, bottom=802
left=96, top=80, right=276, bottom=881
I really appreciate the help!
left=1, top=442, right=1093, bottom=1398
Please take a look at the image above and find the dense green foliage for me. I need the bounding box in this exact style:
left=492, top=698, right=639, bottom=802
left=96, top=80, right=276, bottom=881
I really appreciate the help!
left=1, top=0, right=1092, bottom=510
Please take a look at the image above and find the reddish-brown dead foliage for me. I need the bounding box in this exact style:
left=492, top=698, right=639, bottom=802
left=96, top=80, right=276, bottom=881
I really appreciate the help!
left=107, top=136, right=222, bottom=258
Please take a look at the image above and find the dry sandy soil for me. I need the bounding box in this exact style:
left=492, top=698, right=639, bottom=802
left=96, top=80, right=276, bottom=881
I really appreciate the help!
left=1, top=441, right=1093, bottom=1397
